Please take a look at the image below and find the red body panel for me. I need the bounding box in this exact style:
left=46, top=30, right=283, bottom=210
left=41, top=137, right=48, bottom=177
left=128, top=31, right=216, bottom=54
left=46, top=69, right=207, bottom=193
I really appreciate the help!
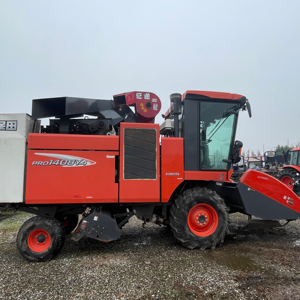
left=119, top=123, right=160, bottom=203
left=184, top=171, right=230, bottom=182
left=282, top=165, right=300, bottom=173
left=161, top=138, right=184, bottom=203
left=28, top=133, right=119, bottom=150
left=240, top=170, right=300, bottom=213
left=25, top=134, right=119, bottom=204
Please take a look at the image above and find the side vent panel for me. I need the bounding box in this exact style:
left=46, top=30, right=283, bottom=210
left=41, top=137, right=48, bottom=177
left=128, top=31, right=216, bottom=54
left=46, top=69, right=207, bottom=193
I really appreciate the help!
left=124, top=128, right=157, bottom=179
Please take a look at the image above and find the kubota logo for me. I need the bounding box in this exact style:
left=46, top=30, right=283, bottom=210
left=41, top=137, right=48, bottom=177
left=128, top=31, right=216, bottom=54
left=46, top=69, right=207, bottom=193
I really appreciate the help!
left=32, top=153, right=96, bottom=167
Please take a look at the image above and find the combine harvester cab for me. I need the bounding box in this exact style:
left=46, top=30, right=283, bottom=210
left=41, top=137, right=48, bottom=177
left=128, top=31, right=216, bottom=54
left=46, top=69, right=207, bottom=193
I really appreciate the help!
left=236, top=169, right=300, bottom=221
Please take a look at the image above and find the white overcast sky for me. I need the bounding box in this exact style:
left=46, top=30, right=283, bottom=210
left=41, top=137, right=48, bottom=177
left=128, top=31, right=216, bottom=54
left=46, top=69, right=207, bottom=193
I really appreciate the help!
left=1, top=1, right=299, bottom=154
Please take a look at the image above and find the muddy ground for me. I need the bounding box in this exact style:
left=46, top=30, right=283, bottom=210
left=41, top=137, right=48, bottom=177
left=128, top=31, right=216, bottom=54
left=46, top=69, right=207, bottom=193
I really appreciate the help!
left=0, top=211, right=300, bottom=300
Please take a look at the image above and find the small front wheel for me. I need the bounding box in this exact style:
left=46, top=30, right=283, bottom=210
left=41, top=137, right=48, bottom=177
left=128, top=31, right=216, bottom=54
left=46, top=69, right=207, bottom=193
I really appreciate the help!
left=170, top=187, right=228, bottom=249
left=17, top=216, right=65, bottom=262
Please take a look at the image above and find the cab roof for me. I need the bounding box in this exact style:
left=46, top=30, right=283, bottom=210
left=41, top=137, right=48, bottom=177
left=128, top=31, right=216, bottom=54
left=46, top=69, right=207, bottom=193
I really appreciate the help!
left=182, top=90, right=244, bottom=100
left=291, top=147, right=300, bottom=152
left=164, top=90, right=245, bottom=117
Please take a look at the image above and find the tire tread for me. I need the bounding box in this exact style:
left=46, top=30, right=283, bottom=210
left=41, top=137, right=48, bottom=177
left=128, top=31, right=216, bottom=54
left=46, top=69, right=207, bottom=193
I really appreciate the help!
left=169, top=187, right=228, bottom=250
left=16, top=216, right=65, bottom=262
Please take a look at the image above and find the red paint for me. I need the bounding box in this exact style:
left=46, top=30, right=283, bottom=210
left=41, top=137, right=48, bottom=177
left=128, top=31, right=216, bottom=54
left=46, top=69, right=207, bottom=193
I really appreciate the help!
left=282, top=165, right=300, bottom=173
left=182, top=91, right=244, bottom=100
left=187, top=204, right=218, bottom=237
left=25, top=149, right=119, bottom=204
left=280, top=175, right=294, bottom=190
left=28, top=134, right=119, bottom=151
left=240, top=170, right=300, bottom=213
left=161, top=138, right=184, bottom=203
left=165, top=90, right=244, bottom=116
left=119, top=123, right=160, bottom=203
left=184, top=171, right=230, bottom=182
left=27, top=229, right=51, bottom=252
left=113, top=91, right=161, bottom=123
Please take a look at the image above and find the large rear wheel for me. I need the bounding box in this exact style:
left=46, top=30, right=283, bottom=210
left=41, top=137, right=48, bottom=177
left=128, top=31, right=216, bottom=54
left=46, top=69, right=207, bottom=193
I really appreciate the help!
left=17, top=216, right=65, bottom=262
left=278, top=170, right=300, bottom=196
left=169, top=187, right=228, bottom=249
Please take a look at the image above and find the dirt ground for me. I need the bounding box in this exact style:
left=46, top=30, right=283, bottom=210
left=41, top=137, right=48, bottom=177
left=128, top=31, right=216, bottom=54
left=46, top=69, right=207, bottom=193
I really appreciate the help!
left=1, top=211, right=300, bottom=300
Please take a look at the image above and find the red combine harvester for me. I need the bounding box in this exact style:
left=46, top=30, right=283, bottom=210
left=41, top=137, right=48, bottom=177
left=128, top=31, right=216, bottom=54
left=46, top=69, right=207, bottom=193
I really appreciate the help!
left=1, top=90, right=299, bottom=262
left=278, top=147, right=300, bottom=196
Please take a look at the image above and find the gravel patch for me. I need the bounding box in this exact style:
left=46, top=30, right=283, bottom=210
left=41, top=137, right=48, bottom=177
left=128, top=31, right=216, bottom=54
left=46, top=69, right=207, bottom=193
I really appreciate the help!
left=1, top=211, right=300, bottom=299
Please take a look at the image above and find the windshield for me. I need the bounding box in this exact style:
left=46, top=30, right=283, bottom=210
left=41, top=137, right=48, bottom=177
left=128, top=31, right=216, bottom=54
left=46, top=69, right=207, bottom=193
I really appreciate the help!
left=291, top=151, right=300, bottom=166
left=200, top=101, right=238, bottom=170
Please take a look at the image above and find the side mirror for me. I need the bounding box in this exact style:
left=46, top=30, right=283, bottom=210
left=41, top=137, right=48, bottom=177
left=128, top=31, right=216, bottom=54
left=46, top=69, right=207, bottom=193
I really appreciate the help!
left=246, top=101, right=252, bottom=118
left=232, top=140, right=243, bottom=163
left=222, top=140, right=243, bottom=165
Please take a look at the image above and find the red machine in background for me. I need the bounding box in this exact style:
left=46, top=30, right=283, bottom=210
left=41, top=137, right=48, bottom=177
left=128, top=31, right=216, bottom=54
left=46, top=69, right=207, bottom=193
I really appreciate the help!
left=1, top=90, right=300, bottom=262
left=278, top=147, right=300, bottom=196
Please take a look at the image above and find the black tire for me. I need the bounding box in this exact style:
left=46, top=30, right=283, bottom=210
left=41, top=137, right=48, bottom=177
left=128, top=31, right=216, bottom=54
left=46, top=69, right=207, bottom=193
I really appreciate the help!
left=278, top=170, right=300, bottom=196
left=16, top=216, right=65, bottom=262
left=169, top=187, right=228, bottom=250
left=56, top=214, right=79, bottom=234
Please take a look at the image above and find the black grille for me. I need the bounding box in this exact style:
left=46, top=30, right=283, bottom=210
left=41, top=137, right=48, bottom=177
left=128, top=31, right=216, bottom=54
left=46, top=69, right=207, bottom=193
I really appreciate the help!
left=124, top=128, right=157, bottom=179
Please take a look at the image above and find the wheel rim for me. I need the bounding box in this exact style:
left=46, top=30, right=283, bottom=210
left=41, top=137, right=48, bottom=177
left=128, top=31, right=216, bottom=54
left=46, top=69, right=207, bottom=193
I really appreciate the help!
left=281, top=176, right=294, bottom=190
left=27, top=229, right=51, bottom=252
left=188, top=204, right=219, bottom=237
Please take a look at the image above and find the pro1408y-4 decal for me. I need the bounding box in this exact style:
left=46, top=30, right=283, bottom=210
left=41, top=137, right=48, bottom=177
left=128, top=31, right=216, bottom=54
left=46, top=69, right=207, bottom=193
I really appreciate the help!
left=32, top=153, right=96, bottom=167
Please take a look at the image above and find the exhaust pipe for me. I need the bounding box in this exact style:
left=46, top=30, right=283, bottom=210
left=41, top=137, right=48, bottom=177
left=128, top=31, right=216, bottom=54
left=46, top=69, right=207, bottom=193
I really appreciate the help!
left=170, top=93, right=181, bottom=137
